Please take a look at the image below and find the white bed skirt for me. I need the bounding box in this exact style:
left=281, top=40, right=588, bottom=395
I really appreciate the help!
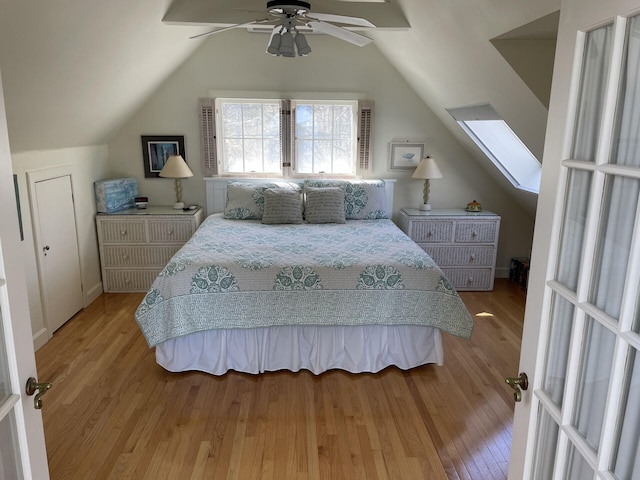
left=156, top=325, right=444, bottom=376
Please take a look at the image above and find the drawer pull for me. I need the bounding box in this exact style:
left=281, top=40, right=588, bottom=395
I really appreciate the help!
left=124, top=278, right=130, bottom=284
left=471, top=231, right=478, bottom=237
left=467, top=277, right=473, bottom=284
left=167, top=229, right=174, bottom=235
left=122, top=254, right=129, bottom=261
left=120, top=230, right=127, bottom=236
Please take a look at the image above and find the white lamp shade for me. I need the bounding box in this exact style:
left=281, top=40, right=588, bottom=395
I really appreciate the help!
left=159, top=155, right=193, bottom=179
left=411, top=156, right=443, bottom=180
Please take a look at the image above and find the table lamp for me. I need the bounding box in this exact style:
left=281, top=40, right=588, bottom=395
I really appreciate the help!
left=159, top=155, right=193, bottom=209
left=411, top=156, right=443, bottom=211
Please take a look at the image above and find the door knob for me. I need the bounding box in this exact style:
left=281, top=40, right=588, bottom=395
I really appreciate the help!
left=505, top=372, right=528, bottom=402
left=25, top=377, right=52, bottom=410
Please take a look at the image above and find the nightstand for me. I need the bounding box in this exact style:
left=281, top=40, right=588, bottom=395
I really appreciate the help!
left=398, top=208, right=500, bottom=291
left=96, top=207, right=204, bottom=292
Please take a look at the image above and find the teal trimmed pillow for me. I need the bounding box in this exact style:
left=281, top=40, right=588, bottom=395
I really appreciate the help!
left=303, top=180, right=388, bottom=219
left=224, top=181, right=302, bottom=220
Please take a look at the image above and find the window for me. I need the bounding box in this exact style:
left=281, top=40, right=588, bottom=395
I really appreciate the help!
left=448, top=104, right=541, bottom=194
left=199, top=97, right=373, bottom=177
left=292, top=100, right=358, bottom=175
left=218, top=99, right=282, bottom=174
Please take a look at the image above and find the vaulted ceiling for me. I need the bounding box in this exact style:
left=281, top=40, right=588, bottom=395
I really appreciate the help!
left=0, top=0, right=560, bottom=213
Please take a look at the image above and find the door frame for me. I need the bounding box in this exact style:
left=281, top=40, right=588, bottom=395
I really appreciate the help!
left=27, top=164, right=85, bottom=345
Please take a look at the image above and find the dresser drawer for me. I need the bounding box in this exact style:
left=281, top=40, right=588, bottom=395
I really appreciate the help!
left=442, top=268, right=494, bottom=291
left=104, top=269, right=160, bottom=292
left=148, top=219, right=195, bottom=243
left=99, top=220, right=147, bottom=243
left=409, top=221, right=453, bottom=243
left=454, top=222, right=498, bottom=243
left=97, top=207, right=203, bottom=293
left=424, top=245, right=495, bottom=267
left=102, top=245, right=181, bottom=268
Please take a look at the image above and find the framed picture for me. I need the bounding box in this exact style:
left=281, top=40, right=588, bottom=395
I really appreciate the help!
left=389, top=142, right=425, bottom=170
left=141, top=135, right=186, bottom=178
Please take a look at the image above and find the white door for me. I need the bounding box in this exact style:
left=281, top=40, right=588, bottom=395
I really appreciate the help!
left=509, top=1, right=640, bottom=478
left=0, top=70, right=50, bottom=477
left=31, top=173, right=83, bottom=333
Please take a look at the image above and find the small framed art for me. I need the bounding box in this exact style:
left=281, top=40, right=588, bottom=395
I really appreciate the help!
left=389, top=142, right=426, bottom=170
left=141, top=135, right=186, bottom=178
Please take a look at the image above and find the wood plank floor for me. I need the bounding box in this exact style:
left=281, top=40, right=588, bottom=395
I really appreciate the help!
left=35, top=279, right=525, bottom=480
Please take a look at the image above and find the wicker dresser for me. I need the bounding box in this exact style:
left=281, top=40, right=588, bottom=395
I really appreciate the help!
left=398, top=208, right=500, bottom=291
left=96, top=207, right=203, bottom=292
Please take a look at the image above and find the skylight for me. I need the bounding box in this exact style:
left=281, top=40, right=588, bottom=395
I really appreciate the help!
left=448, top=104, right=541, bottom=194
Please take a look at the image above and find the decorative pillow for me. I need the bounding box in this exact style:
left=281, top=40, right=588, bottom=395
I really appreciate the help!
left=224, top=181, right=301, bottom=220
left=261, top=188, right=304, bottom=224
left=303, top=180, right=389, bottom=219
left=304, top=186, right=346, bottom=224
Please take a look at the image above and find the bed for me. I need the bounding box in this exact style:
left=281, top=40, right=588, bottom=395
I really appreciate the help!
left=135, top=179, right=473, bottom=375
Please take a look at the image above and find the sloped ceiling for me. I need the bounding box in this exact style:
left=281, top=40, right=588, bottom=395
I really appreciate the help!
left=0, top=0, right=208, bottom=152
left=0, top=0, right=560, bottom=216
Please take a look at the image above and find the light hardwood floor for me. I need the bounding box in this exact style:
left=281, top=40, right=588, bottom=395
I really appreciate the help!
left=35, top=279, right=526, bottom=480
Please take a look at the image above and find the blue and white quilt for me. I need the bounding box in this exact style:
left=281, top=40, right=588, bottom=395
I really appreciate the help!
left=135, top=214, right=473, bottom=347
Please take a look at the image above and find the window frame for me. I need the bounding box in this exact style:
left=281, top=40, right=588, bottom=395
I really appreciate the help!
left=448, top=103, right=542, bottom=194
left=200, top=96, right=372, bottom=178
left=216, top=98, right=284, bottom=176
left=290, top=99, right=359, bottom=178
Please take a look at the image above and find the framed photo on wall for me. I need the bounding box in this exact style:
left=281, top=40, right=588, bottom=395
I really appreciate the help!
left=389, top=142, right=425, bottom=170
left=141, top=135, right=186, bottom=178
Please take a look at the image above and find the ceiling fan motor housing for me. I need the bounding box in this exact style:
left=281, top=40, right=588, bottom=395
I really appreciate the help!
left=267, top=0, right=311, bottom=15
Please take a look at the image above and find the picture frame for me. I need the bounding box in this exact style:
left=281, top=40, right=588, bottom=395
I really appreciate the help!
left=389, top=142, right=426, bottom=170
left=141, top=135, right=186, bottom=178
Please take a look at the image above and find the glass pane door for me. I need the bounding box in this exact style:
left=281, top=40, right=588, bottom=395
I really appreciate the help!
left=0, top=294, right=23, bottom=479
left=528, top=13, right=640, bottom=479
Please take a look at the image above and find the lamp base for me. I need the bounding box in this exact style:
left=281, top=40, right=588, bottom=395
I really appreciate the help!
left=419, top=203, right=432, bottom=211
left=173, top=201, right=185, bottom=210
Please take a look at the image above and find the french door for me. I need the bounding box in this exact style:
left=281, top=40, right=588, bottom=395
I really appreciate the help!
left=0, top=69, right=50, bottom=477
left=510, top=2, right=640, bottom=478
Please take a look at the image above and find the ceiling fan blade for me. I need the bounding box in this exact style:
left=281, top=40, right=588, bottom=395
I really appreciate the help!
left=307, top=21, right=373, bottom=47
left=305, top=12, right=374, bottom=28
left=190, top=18, right=271, bottom=39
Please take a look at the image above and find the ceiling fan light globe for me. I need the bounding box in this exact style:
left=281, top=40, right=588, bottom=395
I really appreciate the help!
left=279, top=31, right=295, bottom=57
left=294, top=33, right=312, bottom=56
left=267, top=33, right=282, bottom=55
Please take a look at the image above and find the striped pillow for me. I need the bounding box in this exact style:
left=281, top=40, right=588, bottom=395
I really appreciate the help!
left=261, top=188, right=303, bottom=224
left=304, top=186, right=346, bottom=224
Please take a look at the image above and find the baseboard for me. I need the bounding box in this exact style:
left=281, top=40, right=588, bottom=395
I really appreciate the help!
left=495, top=267, right=510, bottom=278
left=32, top=327, right=50, bottom=352
left=84, top=281, right=103, bottom=307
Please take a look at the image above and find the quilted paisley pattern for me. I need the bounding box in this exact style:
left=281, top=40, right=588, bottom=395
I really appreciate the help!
left=135, top=215, right=473, bottom=347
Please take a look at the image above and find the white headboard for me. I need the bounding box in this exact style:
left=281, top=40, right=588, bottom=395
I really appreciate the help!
left=204, top=178, right=396, bottom=217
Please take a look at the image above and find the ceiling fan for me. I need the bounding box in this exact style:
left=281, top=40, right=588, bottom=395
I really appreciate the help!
left=190, top=1, right=376, bottom=57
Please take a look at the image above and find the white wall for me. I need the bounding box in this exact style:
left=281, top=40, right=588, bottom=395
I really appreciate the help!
left=108, top=29, right=535, bottom=275
left=12, top=146, right=109, bottom=349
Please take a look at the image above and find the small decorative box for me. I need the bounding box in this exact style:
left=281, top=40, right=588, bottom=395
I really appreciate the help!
left=95, top=178, right=138, bottom=213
